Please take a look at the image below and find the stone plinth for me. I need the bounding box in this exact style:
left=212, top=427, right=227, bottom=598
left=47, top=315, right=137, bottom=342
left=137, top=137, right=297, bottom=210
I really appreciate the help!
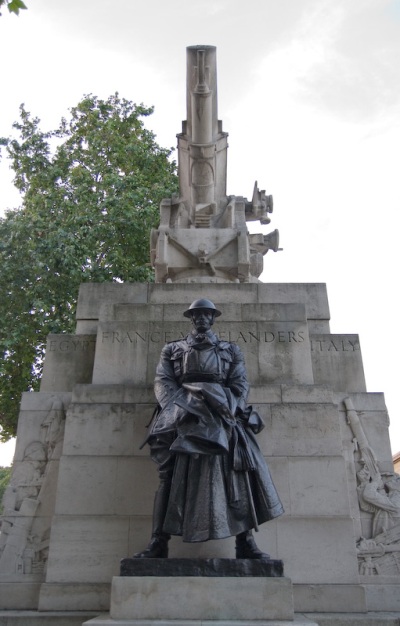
left=1, top=281, right=396, bottom=617
left=109, top=575, right=294, bottom=622
left=120, top=557, right=284, bottom=578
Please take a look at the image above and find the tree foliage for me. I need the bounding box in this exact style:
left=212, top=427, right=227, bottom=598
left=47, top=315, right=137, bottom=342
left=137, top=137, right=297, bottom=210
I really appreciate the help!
left=0, top=94, right=178, bottom=440
left=0, top=0, right=27, bottom=16
left=0, top=467, right=11, bottom=513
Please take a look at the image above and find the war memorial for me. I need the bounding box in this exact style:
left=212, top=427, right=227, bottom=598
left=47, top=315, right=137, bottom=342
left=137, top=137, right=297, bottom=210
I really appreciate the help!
left=0, top=45, right=399, bottom=625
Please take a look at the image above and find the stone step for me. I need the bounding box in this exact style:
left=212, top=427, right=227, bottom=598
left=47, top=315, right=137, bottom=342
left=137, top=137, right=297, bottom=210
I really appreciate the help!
left=303, top=614, right=400, bottom=626
left=108, top=575, right=294, bottom=621
left=1, top=610, right=399, bottom=626
left=0, top=611, right=99, bottom=626
left=82, top=616, right=317, bottom=626
left=82, top=613, right=400, bottom=626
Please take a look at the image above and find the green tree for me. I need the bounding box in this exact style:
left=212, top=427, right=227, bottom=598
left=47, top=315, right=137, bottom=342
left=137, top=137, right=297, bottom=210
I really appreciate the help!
left=0, top=467, right=11, bottom=513
left=0, top=94, right=178, bottom=440
left=0, top=0, right=27, bottom=15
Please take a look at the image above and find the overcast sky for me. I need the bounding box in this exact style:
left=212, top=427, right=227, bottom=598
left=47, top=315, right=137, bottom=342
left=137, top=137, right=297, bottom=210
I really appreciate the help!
left=0, top=0, right=399, bottom=465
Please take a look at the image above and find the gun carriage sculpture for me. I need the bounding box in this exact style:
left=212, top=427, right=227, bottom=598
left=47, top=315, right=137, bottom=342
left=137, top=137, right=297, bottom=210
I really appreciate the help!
left=151, top=45, right=279, bottom=284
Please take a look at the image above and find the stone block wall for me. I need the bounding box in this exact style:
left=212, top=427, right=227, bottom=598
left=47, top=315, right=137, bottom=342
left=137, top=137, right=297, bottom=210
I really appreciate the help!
left=1, top=282, right=397, bottom=613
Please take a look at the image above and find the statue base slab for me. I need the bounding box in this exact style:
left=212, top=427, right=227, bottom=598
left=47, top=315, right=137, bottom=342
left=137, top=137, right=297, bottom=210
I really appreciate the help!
left=82, top=615, right=312, bottom=626
left=120, top=557, right=284, bottom=577
left=2, top=611, right=400, bottom=626
left=105, top=574, right=294, bottom=621
left=81, top=613, right=400, bottom=626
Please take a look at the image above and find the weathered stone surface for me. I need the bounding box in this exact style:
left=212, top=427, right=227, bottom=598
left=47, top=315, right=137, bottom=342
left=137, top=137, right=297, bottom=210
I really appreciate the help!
left=40, top=334, right=96, bottom=392
left=311, top=334, right=366, bottom=392
left=281, top=384, right=334, bottom=404
left=264, top=403, right=343, bottom=457
left=102, top=301, right=307, bottom=324
left=71, top=382, right=284, bottom=406
left=120, top=557, right=284, bottom=577
left=71, top=384, right=154, bottom=405
left=109, top=575, right=294, bottom=621
left=43, top=517, right=128, bottom=584
left=76, top=282, right=330, bottom=323
left=61, top=403, right=152, bottom=457
left=364, top=583, right=400, bottom=611
left=19, top=391, right=72, bottom=412
left=0, top=582, right=41, bottom=610
left=38, top=583, right=111, bottom=612
left=54, top=457, right=157, bottom=517
left=76, top=283, right=148, bottom=320
left=248, top=384, right=282, bottom=403
left=335, top=391, right=387, bottom=412
left=286, top=456, right=350, bottom=517
left=257, top=283, right=330, bottom=321
left=148, top=282, right=261, bottom=305
left=92, top=305, right=314, bottom=386
left=277, top=517, right=361, bottom=584
left=293, top=584, right=366, bottom=613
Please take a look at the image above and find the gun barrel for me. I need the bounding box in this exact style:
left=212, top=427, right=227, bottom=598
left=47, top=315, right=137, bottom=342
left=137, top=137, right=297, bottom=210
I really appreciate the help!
left=191, top=49, right=212, bottom=144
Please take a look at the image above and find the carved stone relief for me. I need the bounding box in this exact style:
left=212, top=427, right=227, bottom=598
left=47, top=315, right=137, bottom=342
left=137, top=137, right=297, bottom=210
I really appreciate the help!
left=344, top=397, right=400, bottom=576
left=0, top=398, right=65, bottom=576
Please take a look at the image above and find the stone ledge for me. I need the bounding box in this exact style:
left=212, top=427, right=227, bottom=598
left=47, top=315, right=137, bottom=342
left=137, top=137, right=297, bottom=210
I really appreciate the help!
left=83, top=615, right=317, bottom=626
left=335, top=391, right=387, bottom=411
left=76, top=282, right=330, bottom=321
left=1, top=612, right=400, bottom=626
left=109, top=575, right=294, bottom=621
left=71, top=384, right=155, bottom=404
left=0, top=611, right=99, bottom=626
left=303, top=613, right=400, bottom=626
left=38, top=583, right=111, bottom=612
left=120, top=557, right=284, bottom=577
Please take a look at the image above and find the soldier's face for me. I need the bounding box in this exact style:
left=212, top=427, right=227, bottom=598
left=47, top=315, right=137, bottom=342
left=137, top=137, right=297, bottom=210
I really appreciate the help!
left=190, top=308, right=215, bottom=332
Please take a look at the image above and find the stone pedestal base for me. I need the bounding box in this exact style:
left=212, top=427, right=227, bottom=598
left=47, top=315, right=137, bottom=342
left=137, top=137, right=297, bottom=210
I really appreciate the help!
left=120, top=557, right=284, bottom=577
left=83, top=616, right=315, bottom=626
left=103, top=574, right=294, bottom=622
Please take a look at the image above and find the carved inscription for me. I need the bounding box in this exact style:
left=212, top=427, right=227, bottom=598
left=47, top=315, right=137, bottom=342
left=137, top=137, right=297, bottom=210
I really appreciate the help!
left=49, top=338, right=96, bottom=352
left=102, top=331, right=183, bottom=344
left=101, top=329, right=306, bottom=345
left=311, top=338, right=359, bottom=352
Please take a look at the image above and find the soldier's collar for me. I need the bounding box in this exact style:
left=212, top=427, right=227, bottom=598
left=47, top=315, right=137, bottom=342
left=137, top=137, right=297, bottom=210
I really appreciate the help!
left=188, top=329, right=218, bottom=345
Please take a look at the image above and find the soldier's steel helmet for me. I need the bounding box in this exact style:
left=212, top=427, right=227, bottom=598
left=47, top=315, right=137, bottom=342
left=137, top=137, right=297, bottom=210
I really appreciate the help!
left=183, top=299, right=222, bottom=318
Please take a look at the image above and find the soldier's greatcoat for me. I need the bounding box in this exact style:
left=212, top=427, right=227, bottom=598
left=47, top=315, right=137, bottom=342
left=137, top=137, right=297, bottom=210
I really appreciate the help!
left=147, top=329, right=284, bottom=542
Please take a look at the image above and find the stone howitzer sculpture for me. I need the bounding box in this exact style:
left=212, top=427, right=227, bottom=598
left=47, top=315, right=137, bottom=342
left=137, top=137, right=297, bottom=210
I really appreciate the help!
left=151, top=45, right=279, bottom=284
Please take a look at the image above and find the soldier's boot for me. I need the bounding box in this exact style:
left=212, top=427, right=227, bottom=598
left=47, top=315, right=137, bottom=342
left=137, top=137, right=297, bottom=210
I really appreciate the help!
left=133, top=481, right=171, bottom=558
left=235, top=530, right=270, bottom=559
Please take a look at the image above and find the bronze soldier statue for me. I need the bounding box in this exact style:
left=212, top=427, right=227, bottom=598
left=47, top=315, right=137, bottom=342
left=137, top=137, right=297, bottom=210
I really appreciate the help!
left=134, top=299, right=284, bottom=559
